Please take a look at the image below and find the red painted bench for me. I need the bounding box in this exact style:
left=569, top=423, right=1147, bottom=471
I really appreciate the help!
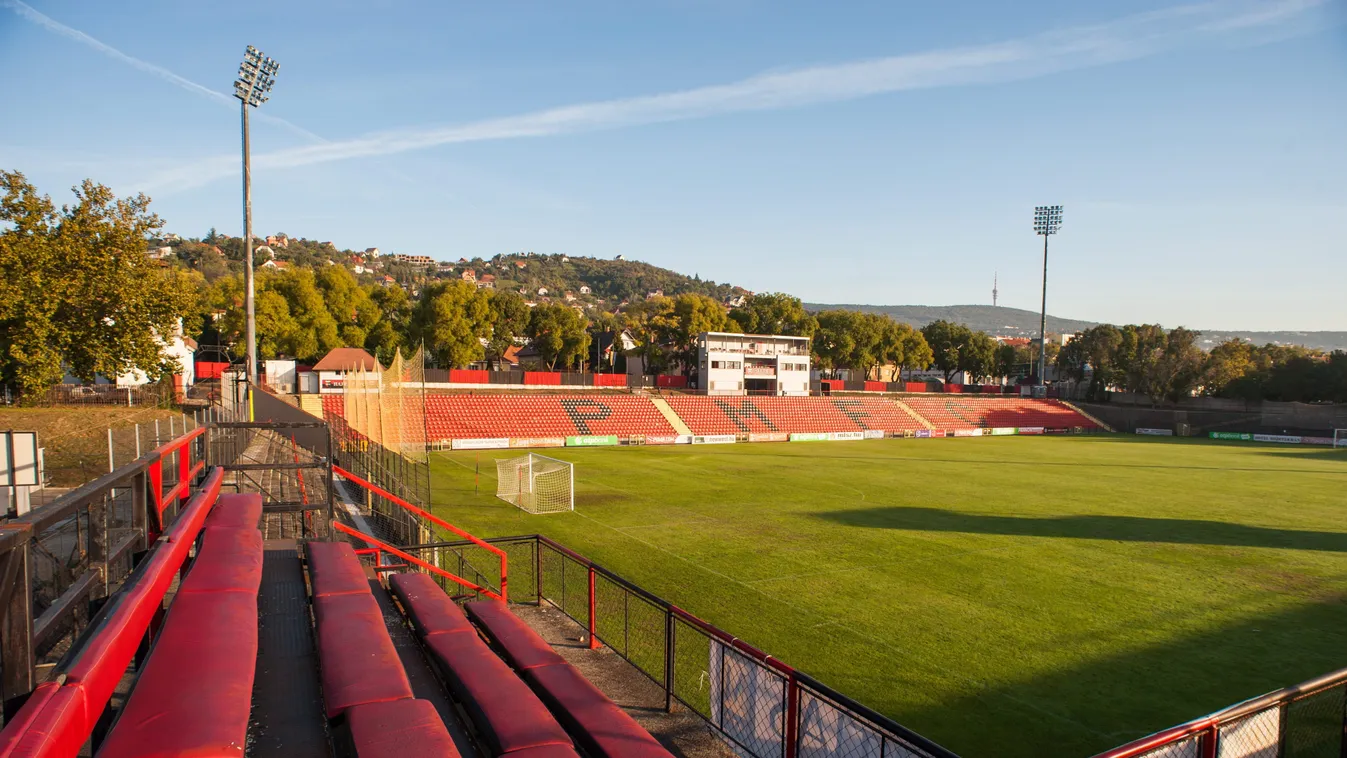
left=464, top=600, right=672, bottom=758
left=390, top=573, right=575, bottom=757
left=346, top=699, right=460, bottom=758
left=205, top=492, right=263, bottom=530
left=306, top=543, right=414, bottom=720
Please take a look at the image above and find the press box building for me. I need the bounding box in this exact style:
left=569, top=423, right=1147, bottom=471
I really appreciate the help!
left=697, top=332, right=811, bottom=396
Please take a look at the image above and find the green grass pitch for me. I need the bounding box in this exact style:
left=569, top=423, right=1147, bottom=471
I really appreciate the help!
left=428, top=436, right=1347, bottom=757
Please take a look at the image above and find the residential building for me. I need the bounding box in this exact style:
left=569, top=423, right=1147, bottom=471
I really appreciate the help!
left=461, top=269, right=477, bottom=283
left=578, top=285, right=591, bottom=295
left=311, top=347, right=381, bottom=394
left=364, top=247, right=381, bottom=257
left=393, top=254, right=435, bottom=267
left=698, top=332, right=811, bottom=396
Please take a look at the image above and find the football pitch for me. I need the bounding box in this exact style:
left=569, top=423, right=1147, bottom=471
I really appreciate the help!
left=428, top=436, right=1347, bottom=757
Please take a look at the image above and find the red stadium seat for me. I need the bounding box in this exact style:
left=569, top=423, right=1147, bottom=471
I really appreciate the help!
left=501, top=746, right=583, bottom=758
left=422, top=633, right=573, bottom=755
left=177, top=526, right=264, bottom=595
left=388, top=573, right=477, bottom=638
left=464, top=600, right=565, bottom=671
left=523, top=663, right=671, bottom=758
left=97, top=592, right=258, bottom=758
left=312, top=591, right=414, bottom=719
left=205, top=492, right=263, bottom=530
left=307, top=541, right=371, bottom=599
left=345, top=699, right=460, bottom=758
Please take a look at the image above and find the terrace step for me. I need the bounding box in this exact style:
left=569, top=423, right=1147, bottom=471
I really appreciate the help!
left=649, top=397, right=693, bottom=436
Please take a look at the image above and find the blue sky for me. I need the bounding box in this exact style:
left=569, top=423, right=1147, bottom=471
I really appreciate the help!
left=2, top=1, right=1344, bottom=331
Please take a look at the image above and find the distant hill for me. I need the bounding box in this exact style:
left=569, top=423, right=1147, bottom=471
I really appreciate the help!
left=806, top=303, right=1347, bottom=352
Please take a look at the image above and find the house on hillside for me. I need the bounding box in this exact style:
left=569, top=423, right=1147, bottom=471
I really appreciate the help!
left=62, top=319, right=197, bottom=392
left=726, top=294, right=748, bottom=308
left=364, top=247, right=381, bottom=257
left=461, top=269, right=477, bottom=283
left=646, top=289, right=664, bottom=299
left=353, top=264, right=367, bottom=275
left=381, top=275, right=395, bottom=287
left=564, top=292, right=576, bottom=302
left=146, top=247, right=174, bottom=260
left=267, top=235, right=290, bottom=248
left=579, top=285, right=591, bottom=295
left=514, top=261, right=526, bottom=270
left=261, top=260, right=288, bottom=270
left=537, top=287, right=549, bottom=296
left=311, top=347, right=381, bottom=394
left=478, top=274, right=496, bottom=290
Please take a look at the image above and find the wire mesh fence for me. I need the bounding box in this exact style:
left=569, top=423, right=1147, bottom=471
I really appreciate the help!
left=397, top=535, right=959, bottom=758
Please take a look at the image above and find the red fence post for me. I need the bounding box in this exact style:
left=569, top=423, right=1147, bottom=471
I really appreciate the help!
left=587, top=566, right=599, bottom=650
left=785, top=673, right=799, bottom=758
left=1200, top=724, right=1218, bottom=758
left=664, top=609, right=675, bottom=713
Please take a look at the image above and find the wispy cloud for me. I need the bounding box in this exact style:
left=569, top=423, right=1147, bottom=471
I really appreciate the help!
left=1, top=0, right=324, bottom=142
left=133, top=0, right=1322, bottom=193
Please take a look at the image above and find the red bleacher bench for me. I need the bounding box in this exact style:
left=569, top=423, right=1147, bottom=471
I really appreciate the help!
left=389, top=574, right=574, bottom=756
left=98, top=492, right=264, bottom=758
left=345, top=699, right=460, bottom=758
left=464, top=600, right=672, bottom=758
left=306, top=542, right=415, bottom=720
left=501, top=746, right=583, bottom=758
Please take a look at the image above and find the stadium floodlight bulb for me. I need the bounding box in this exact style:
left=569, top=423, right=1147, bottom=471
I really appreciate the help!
left=234, top=45, right=280, bottom=108
left=1034, top=205, right=1064, bottom=235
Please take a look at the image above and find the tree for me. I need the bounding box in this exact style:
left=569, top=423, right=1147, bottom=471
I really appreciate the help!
left=620, top=297, right=676, bottom=375
left=0, top=172, right=198, bottom=402
left=527, top=303, right=590, bottom=370
left=366, top=284, right=414, bottom=364
left=315, top=265, right=378, bottom=348
left=485, top=289, right=530, bottom=369
left=1056, top=325, right=1122, bottom=401
left=920, top=320, right=975, bottom=382
left=812, top=311, right=860, bottom=378
left=267, top=269, right=343, bottom=359
left=727, top=293, right=817, bottom=338
left=960, top=331, right=1000, bottom=383
left=418, top=281, right=490, bottom=368
left=1202, top=339, right=1254, bottom=396
left=665, top=294, right=737, bottom=374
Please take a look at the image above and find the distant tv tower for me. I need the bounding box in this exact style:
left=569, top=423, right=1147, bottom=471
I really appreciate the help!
left=992, top=271, right=999, bottom=307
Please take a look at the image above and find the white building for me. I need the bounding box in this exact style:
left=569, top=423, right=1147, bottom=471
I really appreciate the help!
left=311, top=347, right=381, bottom=394
left=697, top=332, right=810, bottom=396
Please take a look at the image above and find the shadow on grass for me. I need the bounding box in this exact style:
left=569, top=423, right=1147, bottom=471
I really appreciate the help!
left=815, top=507, right=1347, bottom=552
left=895, top=596, right=1347, bottom=758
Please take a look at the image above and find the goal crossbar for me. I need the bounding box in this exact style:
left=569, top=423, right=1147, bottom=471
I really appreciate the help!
left=496, top=453, right=574, bottom=514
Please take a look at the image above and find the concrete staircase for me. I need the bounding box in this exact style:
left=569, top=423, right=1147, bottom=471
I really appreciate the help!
left=1060, top=401, right=1116, bottom=432
left=890, top=398, right=935, bottom=430
left=650, top=397, right=693, bottom=436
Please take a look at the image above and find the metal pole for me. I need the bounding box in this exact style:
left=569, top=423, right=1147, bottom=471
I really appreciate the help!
left=107, top=428, right=114, bottom=472
left=242, top=98, right=258, bottom=384
left=1038, top=232, right=1049, bottom=386
left=135, top=424, right=141, bottom=458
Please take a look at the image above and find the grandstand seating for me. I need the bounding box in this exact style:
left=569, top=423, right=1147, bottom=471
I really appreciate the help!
left=390, top=573, right=581, bottom=757
left=900, top=396, right=1098, bottom=431
left=345, top=699, right=462, bottom=758
left=93, top=492, right=263, bottom=758
left=423, top=395, right=678, bottom=441
left=465, top=600, right=673, bottom=758
left=665, top=396, right=926, bottom=436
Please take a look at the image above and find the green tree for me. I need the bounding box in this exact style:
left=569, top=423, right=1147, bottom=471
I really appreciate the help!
left=418, top=281, right=491, bottom=368
left=0, top=172, right=198, bottom=401
left=665, top=294, right=737, bottom=373
left=1202, top=338, right=1254, bottom=396
left=620, top=297, right=676, bottom=375
left=485, top=289, right=530, bottom=369
left=920, top=320, right=976, bottom=383
left=527, top=303, right=590, bottom=370
left=366, top=284, right=414, bottom=364
left=727, top=293, right=817, bottom=337
left=960, top=331, right=1000, bottom=383
left=267, top=269, right=343, bottom=359
left=1056, top=325, right=1122, bottom=401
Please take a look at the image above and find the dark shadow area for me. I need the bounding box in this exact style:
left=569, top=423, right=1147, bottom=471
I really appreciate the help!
left=816, top=506, right=1347, bottom=552
left=889, top=596, right=1347, bottom=758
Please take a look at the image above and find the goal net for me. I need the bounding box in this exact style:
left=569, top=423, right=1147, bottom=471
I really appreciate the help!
left=496, top=454, right=574, bottom=514
left=1335, top=429, right=1347, bottom=449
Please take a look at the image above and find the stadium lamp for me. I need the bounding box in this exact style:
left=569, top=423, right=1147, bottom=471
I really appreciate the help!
left=234, top=45, right=280, bottom=386
left=1033, top=205, right=1063, bottom=389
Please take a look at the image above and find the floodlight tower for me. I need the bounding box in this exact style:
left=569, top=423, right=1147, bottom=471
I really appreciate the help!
left=234, top=45, right=279, bottom=384
left=1033, top=205, right=1063, bottom=387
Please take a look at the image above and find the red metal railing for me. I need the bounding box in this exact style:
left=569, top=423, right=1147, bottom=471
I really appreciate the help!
left=333, top=521, right=501, bottom=600
left=146, top=425, right=205, bottom=531
left=333, top=464, right=508, bottom=601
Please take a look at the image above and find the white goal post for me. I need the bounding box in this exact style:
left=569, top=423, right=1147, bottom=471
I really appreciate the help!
left=1335, top=429, right=1347, bottom=449
left=495, top=454, right=574, bottom=514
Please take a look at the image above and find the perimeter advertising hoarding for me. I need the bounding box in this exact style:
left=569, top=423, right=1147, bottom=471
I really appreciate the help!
left=1136, top=428, right=1173, bottom=436
left=930, top=430, right=947, bottom=438
left=692, top=435, right=736, bottom=445
left=915, top=430, right=932, bottom=438
left=952, top=429, right=981, bottom=437
left=509, top=437, right=565, bottom=448
left=645, top=435, right=693, bottom=445
left=831, top=431, right=865, bottom=441
left=863, top=430, right=886, bottom=439
left=1209, top=432, right=1253, bottom=441
left=789, top=433, right=831, bottom=442
left=451, top=438, right=510, bottom=450
left=1252, top=434, right=1302, bottom=444
left=566, top=435, right=619, bottom=447
left=1301, top=436, right=1335, bottom=446
left=989, top=427, right=1017, bottom=436
left=1017, top=427, right=1045, bottom=435
left=748, top=433, right=789, bottom=443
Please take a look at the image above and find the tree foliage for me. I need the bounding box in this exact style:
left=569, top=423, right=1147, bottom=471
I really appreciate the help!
left=527, top=303, right=590, bottom=370
left=418, top=281, right=490, bottom=368
left=728, top=293, right=817, bottom=338
left=0, top=172, right=197, bottom=402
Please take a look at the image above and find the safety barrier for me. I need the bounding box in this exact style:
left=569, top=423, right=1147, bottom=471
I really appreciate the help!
left=1093, top=666, right=1347, bottom=758
left=397, top=535, right=960, bottom=758
left=0, top=424, right=208, bottom=720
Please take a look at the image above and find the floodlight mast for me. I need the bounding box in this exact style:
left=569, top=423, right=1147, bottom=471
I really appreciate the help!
left=1033, top=205, right=1063, bottom=389
left=233, top=45, right=279, bottom=385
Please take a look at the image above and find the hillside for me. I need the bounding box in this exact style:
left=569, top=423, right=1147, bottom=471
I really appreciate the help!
left=807, top=303, right=1347, bottom=351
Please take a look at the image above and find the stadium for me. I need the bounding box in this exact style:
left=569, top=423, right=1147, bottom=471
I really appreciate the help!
left=3, top=4, right=1346, bottom=758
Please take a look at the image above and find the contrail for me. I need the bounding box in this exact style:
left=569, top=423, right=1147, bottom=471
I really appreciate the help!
left=1, top=0, right=324, bottom=142
left=132, top=0, right=1322, bottom=193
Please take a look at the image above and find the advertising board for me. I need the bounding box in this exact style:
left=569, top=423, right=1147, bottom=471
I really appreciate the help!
left=748, top=433, right=789, bottom=443
left=862, top=430, right=886, bottom=439
left=1209, top=432, right=1253, bottom=441
left=1136, top=428, right=1173, bottom=436
left=789, top=433, right=831, bottom=442
left=566, top=435, right=620, bottom=447
left=451, top=438, right=510, bottom=450
left=1017, top=427, right=1045, bottom=435
left=692, top=435, right=736, bottom=445
left=509, top=437, right=565, bottom=449
left=1252, top=434, right=1302, bottom=444
left=831, top=431, right=865, bottom=441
